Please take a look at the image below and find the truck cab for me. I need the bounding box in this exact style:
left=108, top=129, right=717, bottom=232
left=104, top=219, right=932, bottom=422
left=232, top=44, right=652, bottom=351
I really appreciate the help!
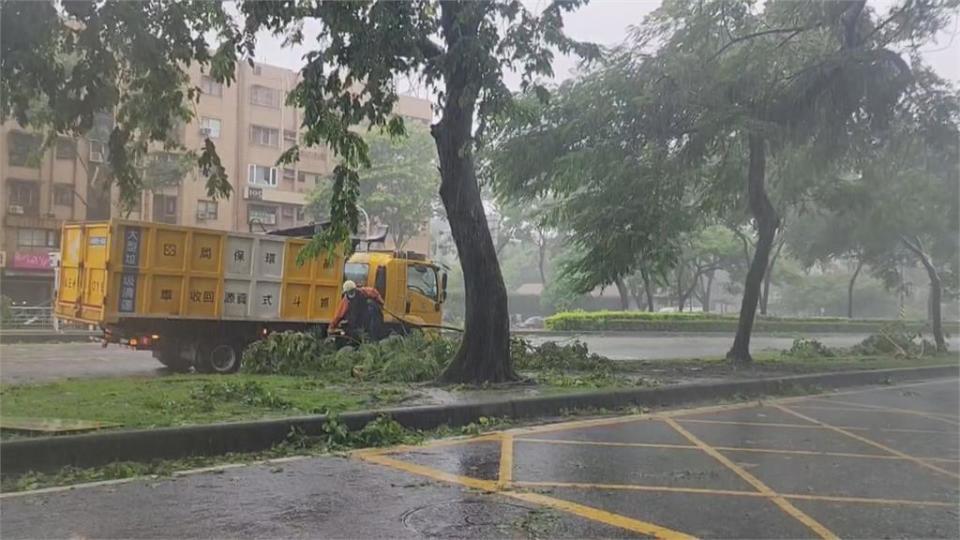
left=343, top=251, right=446, bottom=332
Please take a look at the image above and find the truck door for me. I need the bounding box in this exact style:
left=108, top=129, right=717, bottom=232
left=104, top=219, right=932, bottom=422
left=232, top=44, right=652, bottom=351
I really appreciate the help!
left=403, top=263, right=441, bottom=328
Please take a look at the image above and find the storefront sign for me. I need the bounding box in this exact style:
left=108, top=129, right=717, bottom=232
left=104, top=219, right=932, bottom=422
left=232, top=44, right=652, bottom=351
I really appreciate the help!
left=11, top=252, right=52, bottom=270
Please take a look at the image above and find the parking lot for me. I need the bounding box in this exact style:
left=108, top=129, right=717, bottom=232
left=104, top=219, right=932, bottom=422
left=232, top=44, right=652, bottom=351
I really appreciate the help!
left=359, top=378, right=960, bottom=539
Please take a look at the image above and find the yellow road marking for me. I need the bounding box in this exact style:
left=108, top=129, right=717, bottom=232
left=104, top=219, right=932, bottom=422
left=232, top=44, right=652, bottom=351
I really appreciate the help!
left=775, top=405, right=960, bottom=480
left=360, top=441, right=693, bottom=538
left=808, top=398, right=960, bottom=425
left=498, top=433, right=513, bottom=489
left=514, top=436, right=958, bottom=463
left=504, top=490, right=697, bottom=540
left=358, top=452, right=497, bottom=492
left=676, top=417, right=955, bottom=434
left=663, top=418, right=839, bottom=540
left=514, top=481, right=957, bottom=508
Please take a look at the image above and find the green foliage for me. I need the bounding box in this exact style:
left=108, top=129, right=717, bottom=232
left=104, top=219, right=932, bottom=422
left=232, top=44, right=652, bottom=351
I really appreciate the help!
left=190, top=381, right=293, bottom=410
left=240, top=331, right=340, bottom=376
left=1, top=1, right=238, bottom=210
left=850, top=324, right=939, bottom=357
left=307, top=123, right=439, bottom=249
left=0, top=295, right=12, bottom=322
left=511, top=337, right=615, bottom=372
left=781, top=339, right=835, bottom=359
left=544, top=310, right=957, bottom=334
left=241, top=331, right=454, bottom=383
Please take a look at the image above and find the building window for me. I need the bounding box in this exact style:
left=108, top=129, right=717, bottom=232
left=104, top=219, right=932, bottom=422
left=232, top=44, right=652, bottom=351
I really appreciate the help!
left=296, top=206, right=305, bottom=222
left=250, top=125, right=279, bottom=147
left=89, top=140, right=107, bottom=163
left=299, top=171, right=322, bottom=185
left=8, top=132, right=41, bottom=167
left=248, top=204, right=277, bottom=225
left=250, top=85, right=281, bottom=108
left=283, top=130, right=297, bottom=145
left=54, top=184, right=74, bottom=206
left=55, top=138, right=76, bottom=160
left=247, top=164, right=277, bottom=187
left=17, top=228, right=59, bottom=248
left=153, top=194, right=178, bottom=224
left=200, top=75, right=223, bottom=97
left=200, top=117, right=221, bottom=139
left=196, top=200, right=218, bottom=220
left=282, top=168, right=296, bottom=182
left=7, top=180, right=40, bottom=214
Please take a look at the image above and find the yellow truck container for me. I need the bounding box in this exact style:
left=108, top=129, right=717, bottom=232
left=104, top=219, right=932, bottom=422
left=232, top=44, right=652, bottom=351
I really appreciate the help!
left=55, top=219, right=447, bottom=373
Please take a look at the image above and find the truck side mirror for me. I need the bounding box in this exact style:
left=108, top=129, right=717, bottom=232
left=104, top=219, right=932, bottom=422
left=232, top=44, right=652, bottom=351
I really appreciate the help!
left=441, top=272, right=448, bottom=301
left=375, top=266, right=387, bottom=299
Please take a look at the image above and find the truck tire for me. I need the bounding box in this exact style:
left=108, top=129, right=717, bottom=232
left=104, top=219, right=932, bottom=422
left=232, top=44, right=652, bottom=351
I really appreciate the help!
left=195, top=341, right=241, bottom=374
left=154, top=344, right=192, bottom=373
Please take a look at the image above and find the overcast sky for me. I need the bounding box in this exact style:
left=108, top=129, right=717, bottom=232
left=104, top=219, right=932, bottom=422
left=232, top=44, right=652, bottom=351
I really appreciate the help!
left=250, top=0, right=960, bottom=92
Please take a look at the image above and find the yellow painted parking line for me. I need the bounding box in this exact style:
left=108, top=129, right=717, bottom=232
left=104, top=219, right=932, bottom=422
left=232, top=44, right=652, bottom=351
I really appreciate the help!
left=515, top=436, right=958, bottom=463
left=675, top=417, right=956, bottom=434
left=359, top=439, right=694, bottom=538
left=498, top=433, right=513, bottom=489
left=664, top=418, right=839, bottom=540
left=775, top=405, right=960, bottom=481
left=358, top=452, right=498, bottom=492
left=809, top=398, right=960, bottom=426
left=504, top=490, right=697, bottom=540
left=514, top=481, right=957, bottom=508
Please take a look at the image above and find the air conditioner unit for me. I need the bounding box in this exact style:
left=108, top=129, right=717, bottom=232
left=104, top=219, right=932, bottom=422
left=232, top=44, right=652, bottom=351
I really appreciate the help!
left=7, top=205, right=24, bottom=215
left=196, top=209, right=210, bottom=220
left=244, top=186, right=264, bottom=200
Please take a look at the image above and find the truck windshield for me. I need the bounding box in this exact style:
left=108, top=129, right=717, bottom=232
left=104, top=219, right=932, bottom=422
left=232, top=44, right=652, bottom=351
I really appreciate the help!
left=343, top=262, right=369, bottom=286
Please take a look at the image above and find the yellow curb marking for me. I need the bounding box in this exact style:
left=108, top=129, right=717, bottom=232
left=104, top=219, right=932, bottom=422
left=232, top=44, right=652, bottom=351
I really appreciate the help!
left=514, top=437, right=958, bottom=463
left=514, top=481, right=956, bottom=508
left=504, top=490, right=697, bottom=540
left=663, top=417, right=839, bottom=540
left=775, top=405, right=960, bottom=480
left=676, top=417, right=956, bottom=434
left=498, top=433, right=513, bottom=489
left=807, top=398, right=960, bottom=425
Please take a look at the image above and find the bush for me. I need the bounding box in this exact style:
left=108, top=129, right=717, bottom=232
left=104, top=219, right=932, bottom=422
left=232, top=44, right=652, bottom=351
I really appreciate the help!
left=544, top=310, right=958, bottom=334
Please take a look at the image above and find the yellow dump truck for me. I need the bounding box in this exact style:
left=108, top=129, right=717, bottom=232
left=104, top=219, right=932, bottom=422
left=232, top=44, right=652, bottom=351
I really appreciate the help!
left=55, top=219, right=447, bottom=373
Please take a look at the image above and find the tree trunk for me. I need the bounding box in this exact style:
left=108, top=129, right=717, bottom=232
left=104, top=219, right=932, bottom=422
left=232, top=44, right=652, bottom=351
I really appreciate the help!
left=641, top=268, right=655, bottom=311
left=615, top=277, right=630, bottom=311
left=676, top=267, right=685, bottom=312
left=536, top=229, right=547, bottom=285
left=435, top=2, right=514, bottom=383
left=847, top=257, right=863, bottom=319
left=760, top=237, right=784, bottom=315
left=703, top=269, right=715, bottom=313
left=901, top=237, right=946, bottom=352
left=727, top=134, right=779, bottom=365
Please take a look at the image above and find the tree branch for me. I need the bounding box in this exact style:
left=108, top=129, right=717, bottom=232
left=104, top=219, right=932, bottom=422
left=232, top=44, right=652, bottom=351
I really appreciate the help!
left=711, top=26, right=809, bottom=60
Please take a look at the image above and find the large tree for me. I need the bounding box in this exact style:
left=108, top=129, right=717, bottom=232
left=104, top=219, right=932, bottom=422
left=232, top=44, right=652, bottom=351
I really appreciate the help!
left=631, top=0, right=954, bottom=363
left=307, top=123, right=438, bottom=251
left=3, top=0, right=596, bottom=383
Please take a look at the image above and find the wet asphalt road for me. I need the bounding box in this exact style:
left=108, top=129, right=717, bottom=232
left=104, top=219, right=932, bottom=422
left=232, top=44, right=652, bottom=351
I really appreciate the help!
left=3, top=377, right=957, bottom=538
left=7, top=334, right=959, bottom=384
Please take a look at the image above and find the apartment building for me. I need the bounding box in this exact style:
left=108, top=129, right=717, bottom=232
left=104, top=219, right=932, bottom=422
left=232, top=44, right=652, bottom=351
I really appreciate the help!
left=0, top=61, right=433, bottom=304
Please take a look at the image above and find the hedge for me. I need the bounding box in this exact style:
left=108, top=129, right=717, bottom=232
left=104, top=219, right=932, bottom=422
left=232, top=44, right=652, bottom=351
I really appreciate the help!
left=544, top=310, right=959, bottom=334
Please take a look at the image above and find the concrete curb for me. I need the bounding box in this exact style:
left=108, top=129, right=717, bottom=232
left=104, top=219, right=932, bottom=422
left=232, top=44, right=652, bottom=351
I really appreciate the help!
left=1, top=365, right=956, bottom=475
left=0, top=331, right=98, bottom=344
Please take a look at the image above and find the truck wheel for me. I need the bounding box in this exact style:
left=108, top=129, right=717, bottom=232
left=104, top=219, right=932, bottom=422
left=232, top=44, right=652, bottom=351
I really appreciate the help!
left=154, top=344, right=192, bottom=373
left=195, top=341, right=241, bottom=374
